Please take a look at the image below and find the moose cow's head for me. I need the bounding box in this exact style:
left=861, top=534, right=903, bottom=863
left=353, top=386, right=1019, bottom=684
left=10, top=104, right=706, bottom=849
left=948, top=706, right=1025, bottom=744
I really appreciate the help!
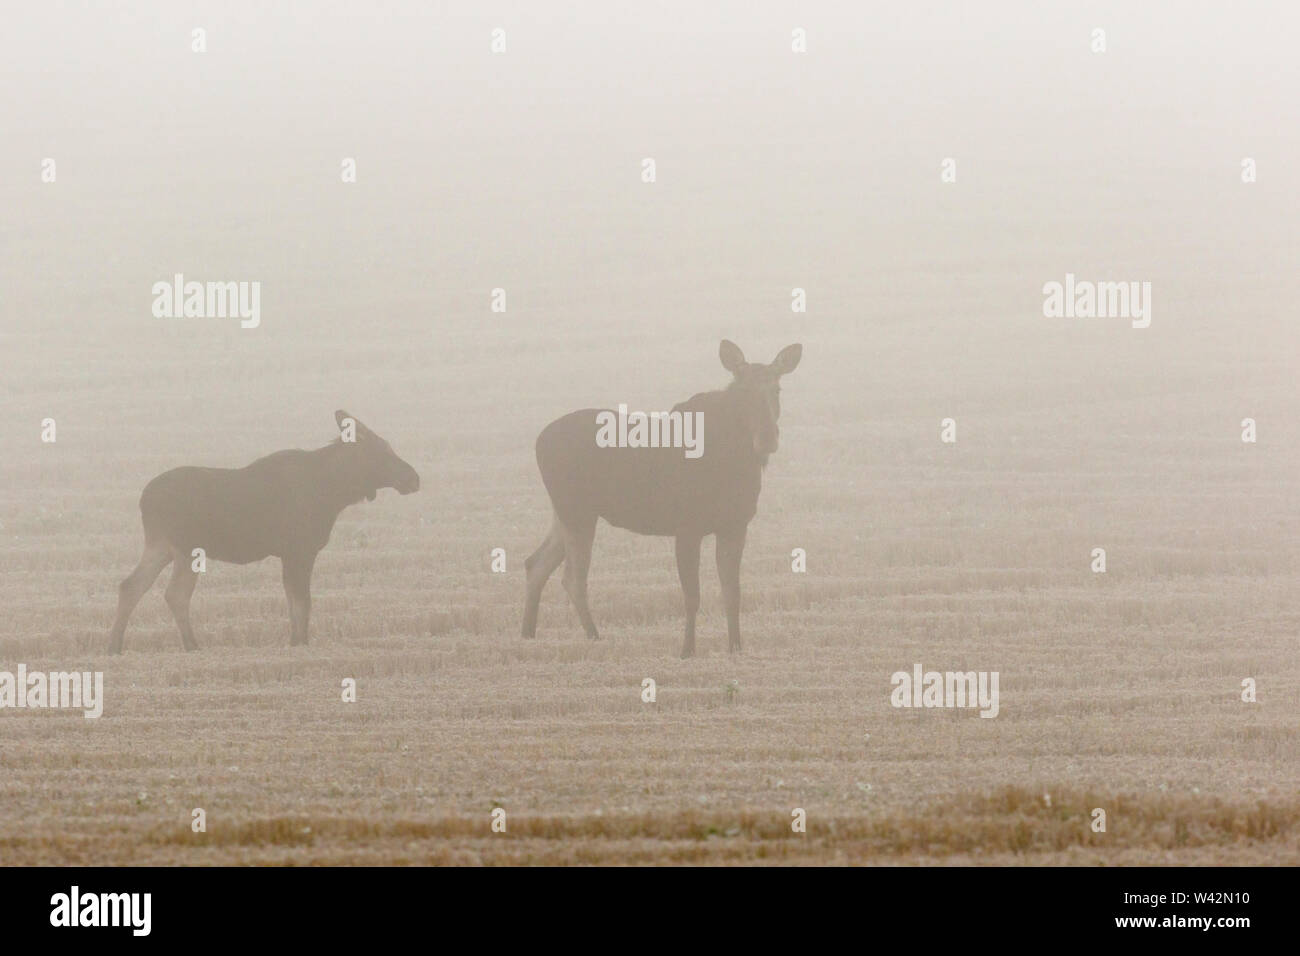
left=719, top=340, right=802, bottom=457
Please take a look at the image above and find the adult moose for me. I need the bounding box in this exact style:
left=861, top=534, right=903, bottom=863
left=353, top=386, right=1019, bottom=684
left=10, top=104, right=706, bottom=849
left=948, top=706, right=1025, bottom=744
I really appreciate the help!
left=522, top=340, right=802, bottom=656
left=108, top=411, right=419, bottom=653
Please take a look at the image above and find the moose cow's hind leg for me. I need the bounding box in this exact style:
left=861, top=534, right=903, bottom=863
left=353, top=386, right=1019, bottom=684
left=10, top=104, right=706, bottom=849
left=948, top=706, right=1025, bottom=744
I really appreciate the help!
left=108, top=540, right=173, bottom=654
left=675, top=533, right=702, bottom=658
left=522, top=516, right=565, bottom=639
left=560, top=515, right=599, bottom=640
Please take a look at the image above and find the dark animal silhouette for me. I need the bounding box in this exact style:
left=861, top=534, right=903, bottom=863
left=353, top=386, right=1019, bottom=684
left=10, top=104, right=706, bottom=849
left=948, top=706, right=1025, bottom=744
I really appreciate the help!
left=108, top=411, right=419, bottom=653
left=523, top=340, right=802, bottom=656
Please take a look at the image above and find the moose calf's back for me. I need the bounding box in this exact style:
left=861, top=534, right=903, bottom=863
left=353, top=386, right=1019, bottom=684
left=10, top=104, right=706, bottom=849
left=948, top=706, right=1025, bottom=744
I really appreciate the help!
left=140, top=452, right=326, bottom=564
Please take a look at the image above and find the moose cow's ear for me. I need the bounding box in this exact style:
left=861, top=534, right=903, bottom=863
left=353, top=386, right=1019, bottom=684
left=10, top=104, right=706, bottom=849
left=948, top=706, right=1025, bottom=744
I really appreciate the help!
left=719, top=339, right=746, bottom=373
left=772, top=343, right=802, bottom=375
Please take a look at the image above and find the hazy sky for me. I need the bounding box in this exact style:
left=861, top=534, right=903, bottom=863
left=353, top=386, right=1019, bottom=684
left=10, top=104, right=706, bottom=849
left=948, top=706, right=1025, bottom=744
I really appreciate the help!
left=3, top=2, right=1296, bottom=423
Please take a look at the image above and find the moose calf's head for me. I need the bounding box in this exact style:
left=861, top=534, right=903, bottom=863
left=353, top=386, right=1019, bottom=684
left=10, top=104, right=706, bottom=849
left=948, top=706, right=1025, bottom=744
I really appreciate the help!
left=333, top=410, right=421, bottom=500
left=719, top=340, right=802, bottom=457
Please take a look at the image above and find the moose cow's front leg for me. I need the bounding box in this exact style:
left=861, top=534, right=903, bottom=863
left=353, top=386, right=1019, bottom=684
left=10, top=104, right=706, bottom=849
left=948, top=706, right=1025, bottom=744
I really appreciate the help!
left=675, top=533, right=702, bottom=658
left=715, top=525, right=746, bottom=653
left=282, top=551, right=317, bottom=646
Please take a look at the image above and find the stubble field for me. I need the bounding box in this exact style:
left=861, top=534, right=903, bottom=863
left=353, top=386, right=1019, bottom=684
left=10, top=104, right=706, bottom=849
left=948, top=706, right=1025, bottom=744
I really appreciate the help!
left=3, top=281, right=1298, bottom=864
left=3, top=2, right=1299, bottom=865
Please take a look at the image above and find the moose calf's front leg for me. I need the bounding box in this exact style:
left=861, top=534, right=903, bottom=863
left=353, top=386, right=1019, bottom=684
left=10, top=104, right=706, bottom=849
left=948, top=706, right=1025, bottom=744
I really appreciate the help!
left=282, top=552, right=317, bottom=646
left=715, top=526, right=746, bottom=653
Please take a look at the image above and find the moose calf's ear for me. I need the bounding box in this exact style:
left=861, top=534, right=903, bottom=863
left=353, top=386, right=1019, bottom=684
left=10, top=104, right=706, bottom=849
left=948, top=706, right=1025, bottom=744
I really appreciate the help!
left=719, top=339, right=746, bottom=373
left=335, top=409, right=371, bottom=440
left=772, top=343, right=802, bottom=375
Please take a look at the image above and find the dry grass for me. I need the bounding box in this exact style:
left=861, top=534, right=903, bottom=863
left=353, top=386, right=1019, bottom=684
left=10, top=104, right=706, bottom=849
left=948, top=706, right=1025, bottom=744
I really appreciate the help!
left=4, top=788, right=1298, bottom=865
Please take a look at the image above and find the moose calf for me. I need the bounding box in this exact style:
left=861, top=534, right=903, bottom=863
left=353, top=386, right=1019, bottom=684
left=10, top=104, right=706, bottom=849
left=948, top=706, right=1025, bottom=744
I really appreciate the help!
left=108, top=411, right=419, bottom=653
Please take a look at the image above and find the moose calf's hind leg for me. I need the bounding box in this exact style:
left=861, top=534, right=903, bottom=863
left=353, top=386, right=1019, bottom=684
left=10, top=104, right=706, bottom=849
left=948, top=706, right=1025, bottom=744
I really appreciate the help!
left=164, top=557, right=200, bottom=652
left=282, top=554, right=316, bottom=646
